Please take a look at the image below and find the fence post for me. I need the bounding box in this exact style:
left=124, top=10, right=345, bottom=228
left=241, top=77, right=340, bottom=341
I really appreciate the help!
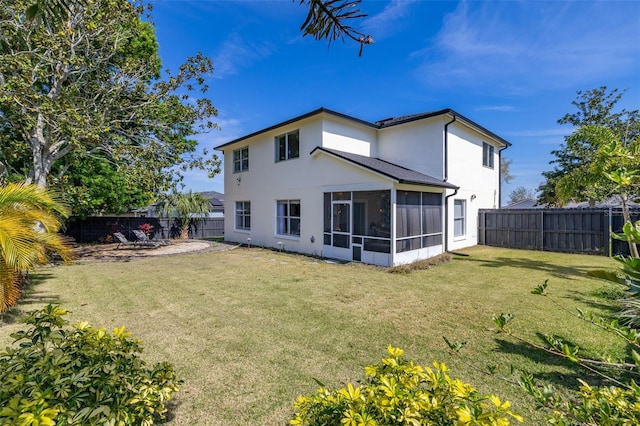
left=608, top=206, right=613, bottom=257
left=540, top=210, right=544, bottom=251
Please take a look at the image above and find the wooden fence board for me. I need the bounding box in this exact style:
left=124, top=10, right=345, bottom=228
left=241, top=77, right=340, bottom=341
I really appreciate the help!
left=479, top=208, right=639, bottom=256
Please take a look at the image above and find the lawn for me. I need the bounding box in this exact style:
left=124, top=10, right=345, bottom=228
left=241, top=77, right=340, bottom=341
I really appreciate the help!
left=0, top=245, right=622, bottom=425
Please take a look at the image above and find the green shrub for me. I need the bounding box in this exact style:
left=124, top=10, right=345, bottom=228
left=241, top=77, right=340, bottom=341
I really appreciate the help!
left=0, top=305, right=181, bottom=425
left=290, top=346, right=523, bottom=425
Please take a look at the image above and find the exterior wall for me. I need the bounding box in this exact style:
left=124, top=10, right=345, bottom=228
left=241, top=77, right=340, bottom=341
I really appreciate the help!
left=321, top=116, right=378, bottom=157
left=445, top=122, right=501, bottom=251
left=377, top=117, right=445, bottom=179
left=222, top=116, right=390, bottom=258
left=220, top=110, right=506, bottom=265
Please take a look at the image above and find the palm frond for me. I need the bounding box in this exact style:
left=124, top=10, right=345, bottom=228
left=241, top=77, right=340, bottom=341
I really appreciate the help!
left=0, top=183, right=73, bottom=312
left=298, top=0, right=373, bottom=56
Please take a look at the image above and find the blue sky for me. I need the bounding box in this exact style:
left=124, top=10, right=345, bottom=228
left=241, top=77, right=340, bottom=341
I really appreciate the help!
left=150, top=0, right=640, bottom=202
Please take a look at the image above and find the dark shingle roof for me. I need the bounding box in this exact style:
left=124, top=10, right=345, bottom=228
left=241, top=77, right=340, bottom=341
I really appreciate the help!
left=215, top=107, right=511, bottom=150
left=311, top=147, right=458, bottom=189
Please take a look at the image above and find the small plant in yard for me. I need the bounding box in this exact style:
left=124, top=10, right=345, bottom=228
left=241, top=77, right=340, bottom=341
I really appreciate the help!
left=138, top=222, right=155, bottom=237
left=445, top=223, right=640, bottom=425
left=0, top=305, right=181, bottom=425
left=290, top=345, right=523, bottom=425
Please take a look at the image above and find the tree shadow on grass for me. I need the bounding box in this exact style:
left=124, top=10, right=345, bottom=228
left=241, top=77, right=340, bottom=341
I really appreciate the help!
left=492, top=336, right=613, bottom=391
left=455, top=255, right=600, bottom=281
left=1, top=272, right=61, bottom=326
left=561, top=290, right=620, bottom=315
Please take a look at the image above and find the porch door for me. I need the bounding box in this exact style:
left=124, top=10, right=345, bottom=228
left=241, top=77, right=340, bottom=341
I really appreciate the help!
left=331, top=201, right=351, bottom=260
left=352, top=201, right=366, bottom=262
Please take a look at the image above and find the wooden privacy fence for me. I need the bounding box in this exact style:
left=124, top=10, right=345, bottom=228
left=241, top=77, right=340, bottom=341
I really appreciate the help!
left=478, top=208, right=640, bottom=256
left=65, top=216, right=224, bottom=243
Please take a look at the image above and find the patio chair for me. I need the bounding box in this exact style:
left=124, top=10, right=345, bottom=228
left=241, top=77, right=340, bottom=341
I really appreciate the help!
left=113, top=232, right=134, bottom=249
left=113, top=231, right=159, bottom=249
left=132, top=229, right=171, bottom=246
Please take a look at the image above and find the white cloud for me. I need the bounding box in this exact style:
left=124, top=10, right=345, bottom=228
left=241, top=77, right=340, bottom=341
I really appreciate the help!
left=212, top=32, right=276, bottom=79
left=413, top=1, right=640, bottom=93
left=362, top=0, right=418, bottom=40
left=474, top=105, right=516, bottom=112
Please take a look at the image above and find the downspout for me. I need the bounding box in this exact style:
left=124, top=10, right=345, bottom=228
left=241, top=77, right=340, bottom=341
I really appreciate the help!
left=443, top=113, right=458, bottom=253
left=443, top=113, right=456, bottom=182
left=498, top=145, right=509, bottom=208
left=444, top=188, right=459, bottom=253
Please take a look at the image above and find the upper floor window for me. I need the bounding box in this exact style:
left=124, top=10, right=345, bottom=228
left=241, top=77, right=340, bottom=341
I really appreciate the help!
left=275, top=130, right=299, bottom=162
left=233, top=147, right=249, bottom=173
left=482, top=142, right=494, bottom=168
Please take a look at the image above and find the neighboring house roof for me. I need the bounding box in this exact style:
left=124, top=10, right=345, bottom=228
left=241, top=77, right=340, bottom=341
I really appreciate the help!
left=215, top=107, right=511, bottom=150
left=311, top=147, right=459, bottom=189
left=197, top=191, right=224, bottom=208
left=503, top=198, right=542, bottom=209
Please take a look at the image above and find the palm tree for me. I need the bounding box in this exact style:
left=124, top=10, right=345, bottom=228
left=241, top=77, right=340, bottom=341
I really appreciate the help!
left=157, top=192, right=211, bottom=239
left=0, top=183, right=73, bottom=312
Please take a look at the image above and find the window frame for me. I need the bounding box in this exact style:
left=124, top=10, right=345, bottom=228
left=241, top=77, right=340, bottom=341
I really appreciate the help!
left=482, top=142, right=494, bottom=169
left=275, top=130, right=300, bottom=162
left=453, top=199, right=466, bottom=237
left=233, top=147, right=249, bottom=173
left=235, top=201, right=251, bottom=231
left=276, top=199, right=301, bottom=237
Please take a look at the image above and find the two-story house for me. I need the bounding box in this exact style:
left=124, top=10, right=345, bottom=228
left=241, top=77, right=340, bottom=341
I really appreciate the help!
left=215, top=108, right=510, bottom=266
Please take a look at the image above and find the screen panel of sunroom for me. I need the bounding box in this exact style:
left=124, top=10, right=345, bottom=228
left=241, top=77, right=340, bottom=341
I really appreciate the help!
left=396, top=191, right=443, bottom=253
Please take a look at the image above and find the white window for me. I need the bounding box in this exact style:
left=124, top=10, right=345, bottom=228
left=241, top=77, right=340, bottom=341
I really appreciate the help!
left=233, top=147, right=249, bottom=173
left=276, top=200, right=300, bottom=236
left=454, top=199, right=466, bottom=237
left=275, top=130, right=300, bottom=162
left=482, top=142, right=494, bottom=168
left=235, top=201, right=251, bottom=231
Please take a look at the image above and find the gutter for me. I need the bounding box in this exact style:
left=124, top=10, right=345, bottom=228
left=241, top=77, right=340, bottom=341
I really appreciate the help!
left=443, top=114, right=456, bottom=182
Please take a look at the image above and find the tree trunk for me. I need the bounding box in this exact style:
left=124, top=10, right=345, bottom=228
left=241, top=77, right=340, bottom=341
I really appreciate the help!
left=179, top=220, right=190, bottom=239
left=28, top=113, right=53, bottom=188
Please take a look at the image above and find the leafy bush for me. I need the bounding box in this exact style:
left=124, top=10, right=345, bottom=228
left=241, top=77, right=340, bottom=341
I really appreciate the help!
left=448, top=219, right=640, bottom=426
left=290, top=346, right=523, bottom=425
left=0, top=305, right=181, bottom=425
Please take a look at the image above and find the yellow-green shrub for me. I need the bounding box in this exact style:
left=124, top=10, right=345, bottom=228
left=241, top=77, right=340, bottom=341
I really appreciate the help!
left=291, top=346, right=523, bottom=425
left=0, top=305, right=180, bottom=425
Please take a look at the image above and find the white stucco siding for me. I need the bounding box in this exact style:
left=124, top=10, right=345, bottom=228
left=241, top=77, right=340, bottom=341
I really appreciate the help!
left=377, top=117, right=444, bottom=179
left=321, top=116, right=378, bottom=157
left=223, top=125, right=391, bottom=257
left=445, top=122, right=501, bottom=251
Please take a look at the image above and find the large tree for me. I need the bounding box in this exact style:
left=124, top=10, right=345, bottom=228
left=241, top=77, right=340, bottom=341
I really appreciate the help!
left=0, top=0, right=219, bottom=199
left=507, top=186, right=536, bottom=205
left=537, top=87, right=640, bottom=206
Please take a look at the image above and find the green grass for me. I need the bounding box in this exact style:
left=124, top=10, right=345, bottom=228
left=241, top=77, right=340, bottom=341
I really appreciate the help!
left=0, top=245, right=622, bottom=425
